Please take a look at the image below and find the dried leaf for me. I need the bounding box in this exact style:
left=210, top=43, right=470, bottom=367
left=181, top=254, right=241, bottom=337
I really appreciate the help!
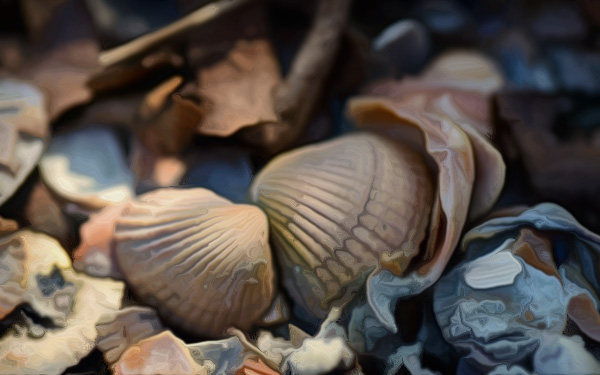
left=196, top=39, right=280, bottom=137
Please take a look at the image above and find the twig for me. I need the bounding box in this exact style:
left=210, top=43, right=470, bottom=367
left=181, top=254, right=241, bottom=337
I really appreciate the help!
left=255, top=0, right=352, bottom=153
left=98, top=0, right=252, bottom=67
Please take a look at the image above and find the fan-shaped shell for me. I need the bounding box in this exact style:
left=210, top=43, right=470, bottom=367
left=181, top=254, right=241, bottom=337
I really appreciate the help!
left=114, top=188, right=276, bottom=337
left=250, top=133, right=434, bottom=317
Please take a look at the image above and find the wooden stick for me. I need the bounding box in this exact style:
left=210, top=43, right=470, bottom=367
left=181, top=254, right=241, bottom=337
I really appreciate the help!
left=98, top=0, right=252, bottom=67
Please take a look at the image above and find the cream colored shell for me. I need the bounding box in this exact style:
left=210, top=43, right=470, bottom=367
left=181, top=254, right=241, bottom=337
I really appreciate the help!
left=0, top=230, right=124, bottom=374
left=114, top=188, right=276, bottom=337
left=250, top=133, right=434, bottom=317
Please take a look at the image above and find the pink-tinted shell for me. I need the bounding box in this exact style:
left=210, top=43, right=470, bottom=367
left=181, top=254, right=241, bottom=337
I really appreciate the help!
left=114, top=188, right=276, bottom=337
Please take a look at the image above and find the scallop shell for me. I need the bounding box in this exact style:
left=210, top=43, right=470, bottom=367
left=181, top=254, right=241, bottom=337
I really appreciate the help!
left=250, top=132, right=434, bottom=317
left=114, top=187, right=276, bottom=337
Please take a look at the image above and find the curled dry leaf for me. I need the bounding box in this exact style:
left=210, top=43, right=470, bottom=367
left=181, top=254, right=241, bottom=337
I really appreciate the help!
left=19, top=0, right=102, bottom=120
left=114, top=188, right=276, bottom=337
left=0, top=230, right=124, bottom=374
left=434, top=203, right=600, bottom=370
left=250, top=132, right=434, bottom=318
left=196, top=39, right=281, bottom=137
left=345, top=51, right=506, bottom=331
left=23, top=182, right=72, bottom=245
left=137, top=84, right=202, bottom=154
left=113, top=330, right=247, bottom=375
left=96, top=306, right=164, bottom=365
left=39, top=126, right=135, bottom=210
left=0, top=78, right=48, bottom=207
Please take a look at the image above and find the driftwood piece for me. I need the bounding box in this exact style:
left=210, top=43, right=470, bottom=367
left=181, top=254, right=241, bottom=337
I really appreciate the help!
left=98, top=0, right=253, bottom=68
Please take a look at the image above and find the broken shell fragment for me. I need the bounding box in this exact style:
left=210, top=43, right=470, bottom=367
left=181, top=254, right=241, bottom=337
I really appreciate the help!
left=96, top=306, right=165, bottom=365
left=73, top=204, right=127, bottom=278
left=39, top=126, right=135, bottom=209
left=250, top=132, right=434, bottom=317
left=113, top=330, right=247, bottom=375
left=243, top=308, right=359, bottom=375
left=114, top=187, right=276, bottom=337
left=0, top=78, right=49, bottom=207
left=0, top=230, right=124, bottom=374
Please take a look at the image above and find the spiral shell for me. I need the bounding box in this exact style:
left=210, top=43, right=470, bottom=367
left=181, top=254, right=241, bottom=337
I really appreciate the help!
left=250, top=133, right=434, bottom=317
left=114, top=187, right=276, bottom=337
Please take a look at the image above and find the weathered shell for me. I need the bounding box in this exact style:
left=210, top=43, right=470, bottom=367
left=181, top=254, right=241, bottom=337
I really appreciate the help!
left=112, top=330, right=247, bottom=375
left=0, top=230, right=124, bottom=374
left=114, top=187, right=276, bottom=337
left=434, top=203, right=600, bottom=371
left=0, top=78, right=48, bottom=207
left=39, top=126, right=135, bottom=209
left=96, top=306, right=165, bottom=364
left=250, top=132, right=434, bottom=317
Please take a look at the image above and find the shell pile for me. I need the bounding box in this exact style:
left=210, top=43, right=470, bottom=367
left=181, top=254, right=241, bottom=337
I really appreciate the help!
left=1, top=0, right=600, bottom=374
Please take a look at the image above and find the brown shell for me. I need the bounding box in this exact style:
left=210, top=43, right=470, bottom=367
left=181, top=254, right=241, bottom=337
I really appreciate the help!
left=250, top=133, right=434, bottom=317
left=114, top=188, right=276, bottom=337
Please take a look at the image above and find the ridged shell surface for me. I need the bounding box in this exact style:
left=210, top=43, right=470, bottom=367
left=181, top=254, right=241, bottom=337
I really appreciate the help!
left=250, top=133, right=434, bottom=317
left=114, top=188, right=276, bottom=337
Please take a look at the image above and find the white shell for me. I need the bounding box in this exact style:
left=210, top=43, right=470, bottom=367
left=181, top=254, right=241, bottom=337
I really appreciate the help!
left=0, top=79, right=48, bottom=206
left=114, top=187, right=276, bottom=337
left=113, top=331, right=246, bottom=375
left=250, top=133, right=434, bottom=317
left=0, top=230, right=124, bottom=374
left=40, top=126, right=135, bottom=209
left=463, top=239, right=522, bottom=289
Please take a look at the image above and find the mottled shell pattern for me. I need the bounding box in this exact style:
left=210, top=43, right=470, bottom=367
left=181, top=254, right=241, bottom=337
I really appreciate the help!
left=114, top=187, right=276, bottom=337
left=250, top=133, right=434, bottom=317
left=0, top=230, right=124, bottom=374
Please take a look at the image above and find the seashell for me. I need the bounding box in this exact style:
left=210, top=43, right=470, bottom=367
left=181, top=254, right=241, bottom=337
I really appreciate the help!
left=434, top=203, right=600, bottom=371
left=39, top=125, right=135, bottom=209
left=250, top=132, right=434, bottom=317
left=73, top=204, right=127, bottom=278
left=0, top=78, right=49, bottom=207
left=343, top=51, right=506, bottom=332
left=434, top=227, right=571, bottom=368
left=114, top=187, right=276, bottom=337
left=96, top=306, right=165, bottom=365
left=242, top=308, right=360, bottom=375
left=0, top=230, right=124, bottom=374
left=112, top=330, right=247, bottom=375
left=533, top=333, right=600, bottom=374
left=237, top=358, right=281, bottom=375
